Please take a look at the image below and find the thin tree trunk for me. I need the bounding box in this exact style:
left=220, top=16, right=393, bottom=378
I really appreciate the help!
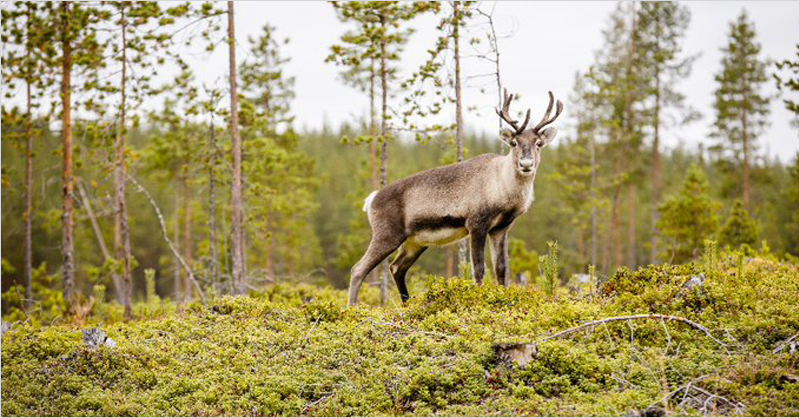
left=368, top=59, right=379, bottom=288
left=742, top=110, right=750, bottom=208
left=627, top=183, right=636, bottom=267
left=446, top=246, right=454, bottom=278
left=379, top=15, right=389, bottom=305
left=370, top=59, right=378, bottom=190
left=173, top=182, right=181, bottom=301
left=182, top=172, right=193, bottom=301
left=611, top=183, right=623, bottom=270
left=60, top=1, right=76, bottom=306
left=650, top=65, right=661, bottom=264
left=208, top=121, right=218, bottom=289
left=23, top=53, right=33, bottom=307
left=589, top=125, right=598, bottom=268
left=622, top=1, right=636, bottom=269
left=228, top=1, right=245, bottom=295
left=264, top=211, right=273, bottom=279
left=453, top=2, right=469, bottom=277
left=115, top=7, right=133, bottom=319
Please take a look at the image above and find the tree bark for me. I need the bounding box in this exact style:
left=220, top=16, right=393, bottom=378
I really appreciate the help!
left=379, top=14, right=389, bottom=305
left=650, top=63, right=662, bottom=264
left=453, top=2, right=469, bottom=278
left=627, top=183, right=636, bottom=267
left=742, top=109, right=750, bottom=209
left=264, top=211, right=273, bottom=279
left=173, top=182, right=181, bottom=301
left=182, top=172, right=193, bottom=301
left=228, top=1, right=245, bottom=295
left=368, top=59, right=379, bottom=288
left=24, top=40, right=33, bottom=307
left=115, top=7, right=133, bottom=319
left=60, top=1, right=76, bottom=306
left=208, top=121, right=218, bottom=289
left=589, top=124, right=598, bottom=268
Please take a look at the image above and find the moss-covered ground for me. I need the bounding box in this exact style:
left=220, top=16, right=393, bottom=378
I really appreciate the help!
left=1, top=254, right=798, bottom=416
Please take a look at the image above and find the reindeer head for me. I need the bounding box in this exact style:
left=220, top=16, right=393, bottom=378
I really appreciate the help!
left=496, top=89, right=563, bottom=176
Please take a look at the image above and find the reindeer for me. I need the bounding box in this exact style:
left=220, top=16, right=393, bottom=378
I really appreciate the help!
left=348, top=90, right=563, bottom=306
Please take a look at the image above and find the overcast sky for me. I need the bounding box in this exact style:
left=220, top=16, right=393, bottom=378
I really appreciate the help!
left=201, top=1, right=797, bottom=161
left=6, top=1, right=797, bottom=161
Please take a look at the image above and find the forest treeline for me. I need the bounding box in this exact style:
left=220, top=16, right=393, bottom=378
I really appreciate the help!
left=1, top=1, right=798, bottom=318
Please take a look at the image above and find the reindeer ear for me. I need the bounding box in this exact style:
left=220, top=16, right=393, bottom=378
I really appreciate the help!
left=500, top=129, right=514, bottom=145
left=540, top=127, right=558, bottom=146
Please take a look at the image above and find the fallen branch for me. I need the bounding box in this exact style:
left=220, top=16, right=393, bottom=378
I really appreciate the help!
left=494, top=314, right=730, bottom=367
left=127, top=174, right=206, bottom=305
left=76, top=179, right=123, bottom=303
left=539, top=314, right=729, bottom=351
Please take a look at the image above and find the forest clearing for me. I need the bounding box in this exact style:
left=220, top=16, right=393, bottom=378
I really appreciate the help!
left=1, top=1, right=798, bottom=417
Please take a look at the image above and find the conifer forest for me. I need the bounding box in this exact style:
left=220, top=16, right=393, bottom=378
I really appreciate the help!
left=1, top=1, right=798, bottom=416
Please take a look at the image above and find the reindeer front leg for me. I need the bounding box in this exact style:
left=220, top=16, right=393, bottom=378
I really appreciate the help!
left=467, top=218, right=490, bottom=285
left=489, top=229, right=510, bottom=287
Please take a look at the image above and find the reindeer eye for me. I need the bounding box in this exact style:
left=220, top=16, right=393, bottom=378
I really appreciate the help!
left=510, top=139, right=518, bottom=147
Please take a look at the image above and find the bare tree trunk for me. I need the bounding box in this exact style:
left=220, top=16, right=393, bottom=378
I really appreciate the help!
left=115, top=7, right=133, bottom=319
left=264, top=211, right=273, bottom=279
left=742, top=110, right=750, bottom=209
left=208, top=121, right=218, bottom=289
left=228, top=1, right=245, bottom=295
left=589, top=126, right=598, bottom=268
left=173, top=183, right=181, bottom=301
left=621, top=1, right=636, bottom=270
left=379, top=15, right=389, bottom=305
left=627, top=184, right=636, bottom=267
left=611, top=184, right=623, bottom=271
left=182, top=172, right=193, bottom=301
left=453, top=2, right=469, bottom=278
left=24, top=55, right=33, bottom=307
left=650, top=65, right=661, bottom=264
left=446, top=246, right=454, bottom=278
left=60, top=1, right=76, bottom=306
left=368, top=59, right=379, bottom=288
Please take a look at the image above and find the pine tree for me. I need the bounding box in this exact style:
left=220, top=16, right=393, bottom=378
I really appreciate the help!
left=634, top=1, right=696, bottom=263
left=1, top=1, right=56, bottom=307
left=106, top=1, right=183, bottom=319
left=55, top=2, right=108, bottom=307
left=226, top=1, right=245, bottom=295
left=241, top=24, right=295, bottom=135
left=712, top=10, right=770, bottom=209
left=657, top=165, right=720, bottom=263
left=718, top=199, right=759, bottom=250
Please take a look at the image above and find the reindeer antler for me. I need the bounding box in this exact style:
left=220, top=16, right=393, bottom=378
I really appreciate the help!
left=496, top=88, right=531, bottom=136
left=532, top=91, right=564, bottom=134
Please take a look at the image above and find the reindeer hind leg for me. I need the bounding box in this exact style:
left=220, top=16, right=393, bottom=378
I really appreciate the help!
left=390, top=241, right=427, bottom=303
left=348, top=230, right=405, bottom=306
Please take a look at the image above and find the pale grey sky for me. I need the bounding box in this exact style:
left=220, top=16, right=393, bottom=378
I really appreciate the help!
left=198, top=1, right=797, bottom=161
left=5, top=1, right=798, bottom=161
